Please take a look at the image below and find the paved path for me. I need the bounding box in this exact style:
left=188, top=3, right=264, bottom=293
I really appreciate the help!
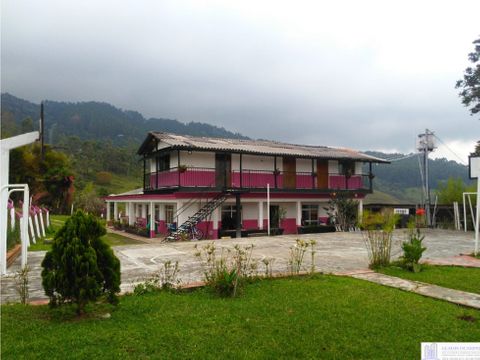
left=1, top=229, right=478, bottom=304
left=349, top=271, right=480, bottom=309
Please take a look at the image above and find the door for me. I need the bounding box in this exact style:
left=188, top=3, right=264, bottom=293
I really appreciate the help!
left=270, top=205, right=280, bottom=228
left=215, top=153, right=231, bottom=188
left=317, top=160, right=329, bottom=189
left=282, top=157, right=296, bottom=189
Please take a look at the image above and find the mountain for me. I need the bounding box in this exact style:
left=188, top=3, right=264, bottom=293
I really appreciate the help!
left=364, top=151, right=471, bottom=203
left=0, top=93, right=249, bottom=143
left=2, top=93, right=472, bottom=204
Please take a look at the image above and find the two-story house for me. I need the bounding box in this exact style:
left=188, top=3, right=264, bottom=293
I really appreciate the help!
left=104, top=132, right=388, bottom=239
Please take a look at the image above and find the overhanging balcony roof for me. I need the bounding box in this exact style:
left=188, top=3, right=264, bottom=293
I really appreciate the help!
left=138, top=132, right=389, bottom=163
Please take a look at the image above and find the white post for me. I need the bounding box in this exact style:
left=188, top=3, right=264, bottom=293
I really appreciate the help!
left=106, top=202, right=111, bottom=221
left=464, top=193, right=467, bottom=232
left=28, top=216, right=36, bottom=244
left=0, top=151, right=10, bottom=274
left=34, top=211, right=41, bottom=239
left=0, top=131, right=39, bottom=274
left=46, top=209, right=50, bottom=227
left=113, top=202, right=118, bottom=221
left=10, top=206, right=15, bottom=229
left=358, top=199, right=363, bottom=224
left=39, top=208, right=46, bottom=237
left=267, top=184, right=270, bottom=235
left=149, top=201, right=154, bottom=238
left=21, top=186, right=29, bottom=269
left=258, top=201, right=264, bottom=230
left=296, top=201, right=302, bottom=226
left=128, top=202, right=135, bottom=225
left=141, top=203, right=147, bottom=219
left=475, top=182, right=479, bottom=255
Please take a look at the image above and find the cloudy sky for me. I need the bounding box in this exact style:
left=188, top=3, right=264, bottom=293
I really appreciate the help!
left=2, top=0, right=479, bottom=161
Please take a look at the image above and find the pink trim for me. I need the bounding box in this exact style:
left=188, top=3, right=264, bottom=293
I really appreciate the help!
left=319, top=216, right=329, bottom=224
left=242, top=219, right=258, bottom=230
left=211, top=229, right=219, bottom=239
left=105, top=191, right=365, bottom=201
left=180, top=170, right=216, bottom=187
left=196, top=220, right=214, bottom=239
left=157, top=220, right=167, bottom=235
left=232, top=172, right=275, bottom=188
left=296, top=174, right=314, bottom=189
left=329, top=175, right=362, bottom=190
left=281, top=218, right=297, bottom=234
left=149, top=230, right=155, bottom=238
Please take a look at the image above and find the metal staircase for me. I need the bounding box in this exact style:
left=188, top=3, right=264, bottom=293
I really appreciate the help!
left=165, top=192, right=229, bottom=241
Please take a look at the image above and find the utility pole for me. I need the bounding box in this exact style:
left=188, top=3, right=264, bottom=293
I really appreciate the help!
left=40, top=102, right=45, bottom=161
left=417, top=129, right=436, bottom=227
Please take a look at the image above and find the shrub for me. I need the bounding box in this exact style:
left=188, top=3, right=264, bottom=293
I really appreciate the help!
left=194, top=243, right=256, bottom=297
left=325, top=193, right=358, bottom=231
left=133, top=260, right=181, bottom=295
left=400, top=226, right=426, bottom=273
left=96, top=171, right=113, bottom=185
left=41, top=210, right=121, bottom=314
left=361, top=211, right=399, bottom=268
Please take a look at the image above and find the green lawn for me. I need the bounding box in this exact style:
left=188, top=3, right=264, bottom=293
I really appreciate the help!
left=2, top=275, right=479, bottom=359
left=28, top=215, right=143, bottom=251
left=377, top=265, right=480, bottom=294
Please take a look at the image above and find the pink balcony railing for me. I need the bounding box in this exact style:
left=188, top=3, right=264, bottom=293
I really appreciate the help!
left=145, top=167, right=371, bottom=191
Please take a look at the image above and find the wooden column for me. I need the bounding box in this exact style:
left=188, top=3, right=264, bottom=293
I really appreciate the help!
left=235, top=193, right=242, bottom=238
left=240, top=153, right=243, bottom=188
left=177, top=149, right=181, bottom=187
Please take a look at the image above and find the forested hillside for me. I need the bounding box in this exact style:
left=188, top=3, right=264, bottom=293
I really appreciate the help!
left=365, top=151, right=471, bottom=203
left=1, top=93, right=248, bottom=144
left=1, top=93, right=473, bottom=205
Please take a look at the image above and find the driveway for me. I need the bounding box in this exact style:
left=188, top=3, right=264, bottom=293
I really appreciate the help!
left=1, top=229, right=476, bottom=303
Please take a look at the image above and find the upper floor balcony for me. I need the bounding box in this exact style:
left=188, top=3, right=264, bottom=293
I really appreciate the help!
left=143, top=166, right=373, bottom=193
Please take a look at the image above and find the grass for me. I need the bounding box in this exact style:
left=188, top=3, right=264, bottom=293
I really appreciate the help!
left=2, top=275, right=479, bottom=359
left=28, top=215, right=144, bottom=251
left=377, top=265, right=480, bottom=294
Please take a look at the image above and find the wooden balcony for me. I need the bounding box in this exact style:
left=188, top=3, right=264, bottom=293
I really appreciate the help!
left=144, top=166, right=373, bottom=193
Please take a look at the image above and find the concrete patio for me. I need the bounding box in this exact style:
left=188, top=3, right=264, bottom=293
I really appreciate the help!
left=1, top=229, right=478, bottom=304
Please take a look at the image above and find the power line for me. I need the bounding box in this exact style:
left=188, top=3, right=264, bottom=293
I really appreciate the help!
left=432, top=134, right=468, bottom=166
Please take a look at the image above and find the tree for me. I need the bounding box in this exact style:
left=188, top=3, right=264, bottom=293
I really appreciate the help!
left=456, top=37, right=480, bottom=118
left=471, top=141, right=480, bottom=156
left=41, top=211, right=120, bottom=314
left=74, top=182, right=105, bottom=215
left=436, top=177, right=476, bottom=205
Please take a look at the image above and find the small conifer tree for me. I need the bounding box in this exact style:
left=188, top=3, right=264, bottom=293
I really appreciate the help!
left=41, top=210, right=120, bottom=314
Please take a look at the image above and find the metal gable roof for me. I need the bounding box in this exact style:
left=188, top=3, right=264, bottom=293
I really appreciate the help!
left=139, top=132, right=389, bottom=163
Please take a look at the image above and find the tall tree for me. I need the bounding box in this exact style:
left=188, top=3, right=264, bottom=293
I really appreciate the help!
left=456, top=37, right=480, bottom=118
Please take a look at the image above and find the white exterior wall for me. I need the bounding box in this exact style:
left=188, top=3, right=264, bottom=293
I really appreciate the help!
left=149, top=158, right=155, bottom=172
left=296, top=158, right=312, bottom=172
left=240, top=154, right=275, bottom=171
left=170, top=151, right=178, bottom=169
left=180, top=151, right=215, bottom=168
left=355, top=162, right=363, bottom=175
left=242, top=203, right=258, bottom=219
left=329, top=160, right=339, bottom=174
left=232, top=154, right=240, bottom=171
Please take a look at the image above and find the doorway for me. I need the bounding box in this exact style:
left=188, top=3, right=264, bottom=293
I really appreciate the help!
left=215, top=153, right=231, bottom=188
left=282, top=157, right=296, bottom=189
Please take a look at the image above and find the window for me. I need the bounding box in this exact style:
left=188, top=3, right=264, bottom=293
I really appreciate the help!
left=165, top=205, right=174, bottom=224
left=221, top=205, right=242, bottom=230
left=157, top=154, right=170, bottom=171
left=338, top=161, right=355, bottom=176
left=302, top=204, right=318, bottom=226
